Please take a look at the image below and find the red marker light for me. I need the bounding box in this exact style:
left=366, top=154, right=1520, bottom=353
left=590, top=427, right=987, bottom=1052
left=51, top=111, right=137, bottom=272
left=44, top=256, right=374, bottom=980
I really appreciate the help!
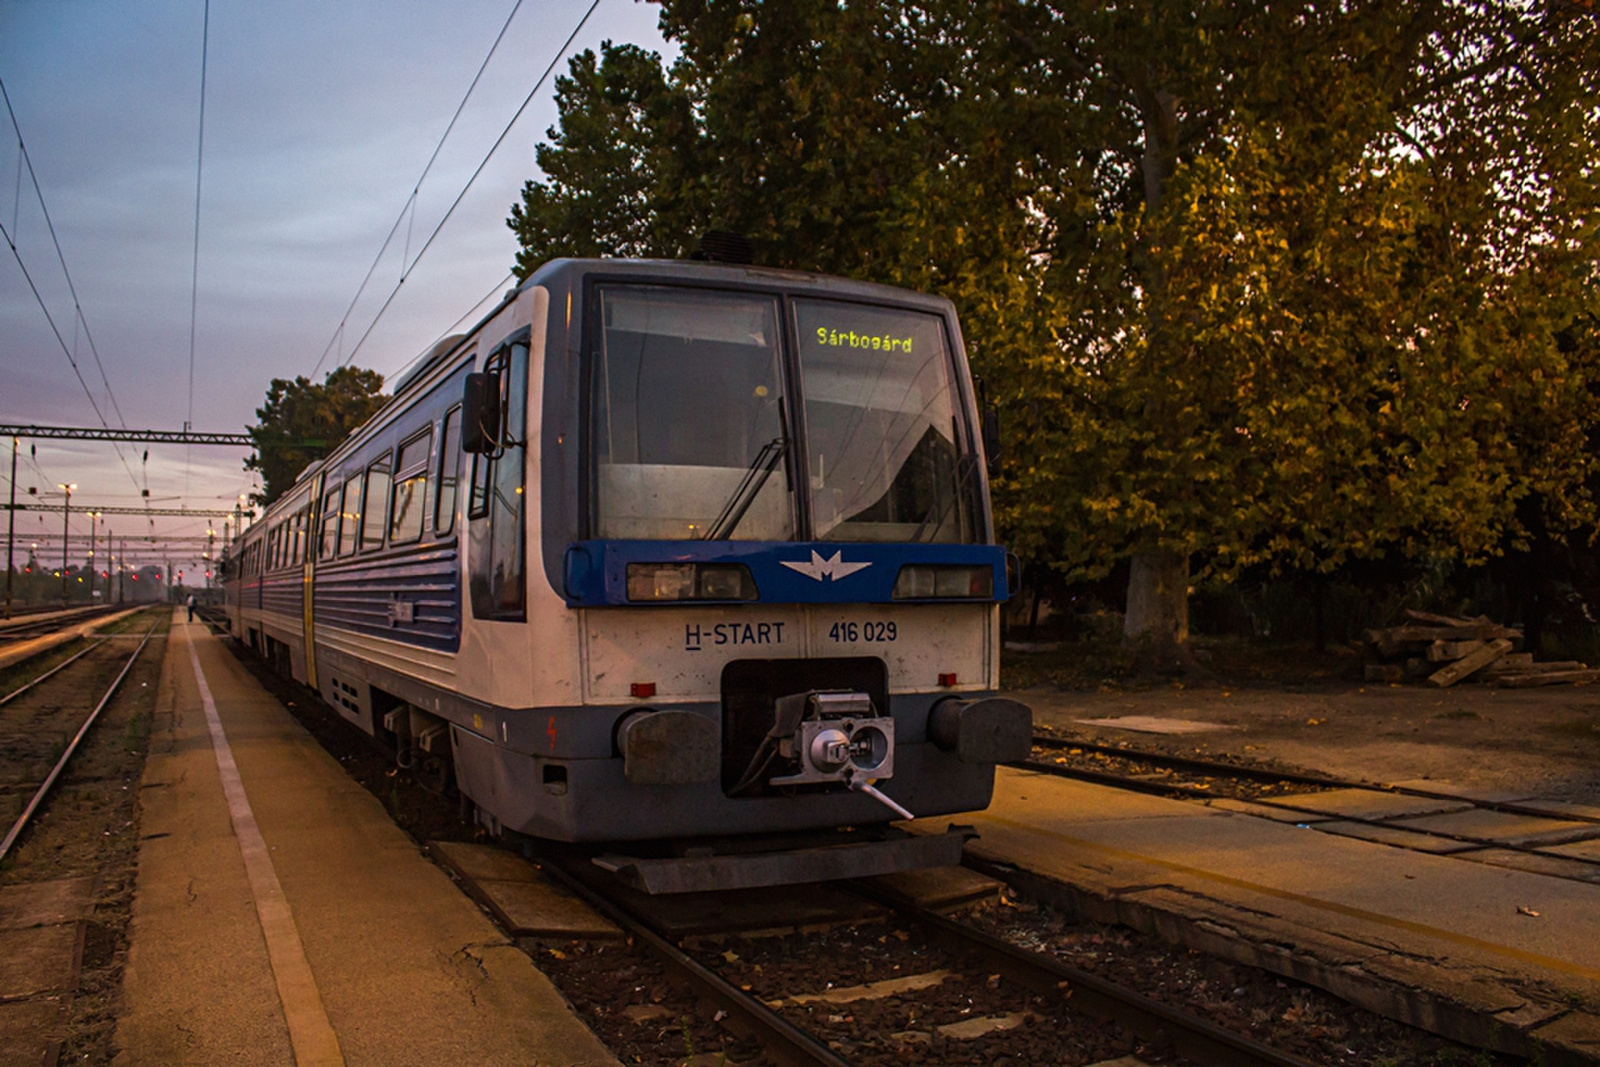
left=630, top=682, right=657, bottom=699
left=938, top=672, right=958, bottom=687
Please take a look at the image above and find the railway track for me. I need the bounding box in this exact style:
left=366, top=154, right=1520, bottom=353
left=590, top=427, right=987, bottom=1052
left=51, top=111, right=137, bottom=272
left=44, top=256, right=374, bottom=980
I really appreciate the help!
left=229, top=633, right=1533, bottom=1065
left=0, top=617, right=158, bottom=864
left=533, top=853, right=1318, bottom=1067
left=1020, top=731, right=1600, bottom=882
left=0, top=604, right=120, bottom=643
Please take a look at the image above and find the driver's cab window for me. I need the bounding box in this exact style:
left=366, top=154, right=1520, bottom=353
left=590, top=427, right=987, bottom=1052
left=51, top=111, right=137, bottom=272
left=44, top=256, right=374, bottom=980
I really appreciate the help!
left=467, top=338, right=529, bottom=620
left=591, top=286, right=790, bottom=541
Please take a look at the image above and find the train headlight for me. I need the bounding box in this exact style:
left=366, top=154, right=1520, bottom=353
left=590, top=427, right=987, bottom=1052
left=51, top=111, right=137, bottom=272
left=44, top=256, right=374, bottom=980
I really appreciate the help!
left=891, top=564, right=993, bottom=599
left=626, top=562, right=758, bottom=602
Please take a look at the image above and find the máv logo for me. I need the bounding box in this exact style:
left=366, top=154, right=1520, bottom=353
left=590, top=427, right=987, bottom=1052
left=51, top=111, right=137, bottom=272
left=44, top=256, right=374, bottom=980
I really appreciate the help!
left=780, top=550, right=872, bottom=582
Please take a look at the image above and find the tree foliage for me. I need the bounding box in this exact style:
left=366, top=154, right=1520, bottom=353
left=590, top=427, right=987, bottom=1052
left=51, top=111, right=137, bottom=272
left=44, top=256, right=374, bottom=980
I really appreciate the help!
left=508, top=0, right=1600, bottom=642
left=245, top=367, right=387, bottom=506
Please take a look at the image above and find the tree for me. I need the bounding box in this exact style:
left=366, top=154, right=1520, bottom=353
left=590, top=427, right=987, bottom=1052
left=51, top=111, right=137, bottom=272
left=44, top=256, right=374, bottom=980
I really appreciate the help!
left=244, top=367, right=387, bottom=506
left=1020, top=0, right=1600, bottom=655
left=508, top=42, right=702, bottom=272
left=507, top=1, right=1600, bottom=659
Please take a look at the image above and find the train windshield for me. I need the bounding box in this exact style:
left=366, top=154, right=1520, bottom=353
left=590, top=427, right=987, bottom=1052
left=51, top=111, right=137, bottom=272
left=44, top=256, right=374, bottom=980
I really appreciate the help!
left=591, top=285, right=980, bottom=543
left=795, top=300, right=976, bottom=543
left=593, top=287, right=793, bottom=540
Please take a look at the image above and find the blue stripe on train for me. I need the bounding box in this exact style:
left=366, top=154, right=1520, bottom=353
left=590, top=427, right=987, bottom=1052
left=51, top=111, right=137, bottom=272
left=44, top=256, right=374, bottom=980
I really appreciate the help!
left=562, top=540, right=1008, bottom=607
left=312, top=545, right=461, bottom=653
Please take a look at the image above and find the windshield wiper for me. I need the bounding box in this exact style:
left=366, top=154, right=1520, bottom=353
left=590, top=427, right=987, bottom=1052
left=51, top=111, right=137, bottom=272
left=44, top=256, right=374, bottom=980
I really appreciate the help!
left=704, top=437, right=788, bottom=540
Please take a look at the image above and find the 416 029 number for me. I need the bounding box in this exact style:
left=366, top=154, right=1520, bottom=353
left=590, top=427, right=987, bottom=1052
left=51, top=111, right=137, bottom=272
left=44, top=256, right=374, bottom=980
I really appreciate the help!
left=828, top=621, right=897, bottom=643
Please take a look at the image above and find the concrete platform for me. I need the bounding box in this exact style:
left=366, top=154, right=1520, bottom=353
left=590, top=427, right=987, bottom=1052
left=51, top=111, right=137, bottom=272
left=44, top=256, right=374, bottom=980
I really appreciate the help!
left=937, top=766, right=1600, bottom=1064
left=115, top=614, right=617, bottom=1066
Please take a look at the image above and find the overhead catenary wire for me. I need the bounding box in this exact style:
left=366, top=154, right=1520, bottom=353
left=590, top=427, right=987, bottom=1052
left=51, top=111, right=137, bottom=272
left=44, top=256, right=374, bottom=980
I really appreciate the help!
left=0, top=80, right=131, bottom=432
left=0, top=78, right=146, bottom=499
left=184, top=0, right=211, bottom=500
left=310, top=0, right=529, bottom=378
left=331, top=0, right=605, bottom=374
left=383, top=271, right=517, bottom=386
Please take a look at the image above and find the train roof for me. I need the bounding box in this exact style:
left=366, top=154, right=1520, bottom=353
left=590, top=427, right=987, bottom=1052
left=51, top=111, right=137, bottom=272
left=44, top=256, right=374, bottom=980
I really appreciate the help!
left=235, top=257, right=961, bottom=546
left=524, top=257, right=957, bottom=311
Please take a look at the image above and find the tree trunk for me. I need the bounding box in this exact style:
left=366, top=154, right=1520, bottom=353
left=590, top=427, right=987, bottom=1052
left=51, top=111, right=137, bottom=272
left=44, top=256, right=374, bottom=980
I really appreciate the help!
left=1123, top=550, right=1189, bottom=652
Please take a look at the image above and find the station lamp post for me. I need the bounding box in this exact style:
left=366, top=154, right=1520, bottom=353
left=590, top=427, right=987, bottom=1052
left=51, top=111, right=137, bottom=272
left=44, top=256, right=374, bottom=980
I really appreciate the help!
left=86, top=510, right=102, bottom=602
left=58, top=483, right=75, bottom=606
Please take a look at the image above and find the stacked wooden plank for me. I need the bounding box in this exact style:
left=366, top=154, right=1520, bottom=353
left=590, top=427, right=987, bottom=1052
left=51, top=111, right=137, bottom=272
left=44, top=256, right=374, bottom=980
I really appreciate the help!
left=1361, top=609, right=1600, bottom=688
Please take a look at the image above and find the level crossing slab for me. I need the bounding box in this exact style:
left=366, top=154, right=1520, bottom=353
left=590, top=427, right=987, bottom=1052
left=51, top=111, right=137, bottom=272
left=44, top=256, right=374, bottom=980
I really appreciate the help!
left=1255, top=787, right=1472, bottom=821
left=938, top=766, right=1600, bottom=1061
left=115, top=612, right=617, bottom=1066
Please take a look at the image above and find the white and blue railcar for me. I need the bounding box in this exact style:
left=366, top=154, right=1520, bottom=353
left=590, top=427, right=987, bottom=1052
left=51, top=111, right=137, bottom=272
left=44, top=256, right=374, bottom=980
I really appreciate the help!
left=227, top=258, right=1031, bottom=887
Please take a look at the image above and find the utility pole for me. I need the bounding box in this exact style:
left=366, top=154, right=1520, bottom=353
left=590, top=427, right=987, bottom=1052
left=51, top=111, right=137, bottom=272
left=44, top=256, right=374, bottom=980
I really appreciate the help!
left=58, top=483, right=75, bottom=607
left=5, top=436, right=16, bottom=618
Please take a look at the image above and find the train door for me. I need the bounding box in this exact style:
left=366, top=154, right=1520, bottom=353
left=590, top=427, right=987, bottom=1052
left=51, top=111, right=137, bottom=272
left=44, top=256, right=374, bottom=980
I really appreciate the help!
left=467, top=329, right=530, bottom=621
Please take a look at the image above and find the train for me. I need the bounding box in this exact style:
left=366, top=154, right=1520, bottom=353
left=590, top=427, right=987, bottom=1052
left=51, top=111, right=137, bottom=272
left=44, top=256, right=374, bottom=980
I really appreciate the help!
left=224, top=256, right=1031, bottom=892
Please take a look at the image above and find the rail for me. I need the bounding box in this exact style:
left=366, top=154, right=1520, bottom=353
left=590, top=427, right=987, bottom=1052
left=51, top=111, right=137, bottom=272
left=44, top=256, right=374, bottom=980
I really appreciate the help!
left=847, top=878, right=1319, bottom=1067
left=535, top=858, right=853, bottom=1067
left=0, top=621, right=158, bottom=864
left=538, top=843, right=1317, bottom=1067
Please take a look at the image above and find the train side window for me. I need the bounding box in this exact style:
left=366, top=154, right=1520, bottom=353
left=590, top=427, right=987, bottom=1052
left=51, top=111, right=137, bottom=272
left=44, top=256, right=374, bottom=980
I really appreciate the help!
left=468, top=339, right=528, bottom=620
left=467, top=452, right=491, bottom=521
left=361, top=454, right=392, bottom=552
left=435, top=406, right=460, bottom=536
left=389, top=430, right=432, bottom=545
left=319, top=487, right=340, bottom=560
left=338, top=477, right=360, bottom=557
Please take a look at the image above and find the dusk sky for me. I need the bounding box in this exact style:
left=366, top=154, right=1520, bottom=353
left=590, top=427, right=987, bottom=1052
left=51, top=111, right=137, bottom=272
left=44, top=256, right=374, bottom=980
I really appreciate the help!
left=1, top=0, right=667, bottom=573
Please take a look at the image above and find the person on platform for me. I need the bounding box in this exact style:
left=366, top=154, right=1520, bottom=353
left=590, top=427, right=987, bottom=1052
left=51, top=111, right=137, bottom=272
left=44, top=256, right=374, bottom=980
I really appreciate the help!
left=186, top=593, right=195, bottom=622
